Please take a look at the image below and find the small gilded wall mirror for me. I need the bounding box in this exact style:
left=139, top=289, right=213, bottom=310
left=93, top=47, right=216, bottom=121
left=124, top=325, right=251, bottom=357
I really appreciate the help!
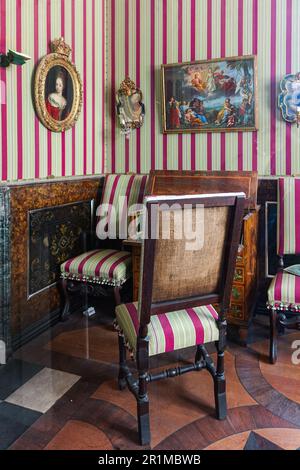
left=34, top=37, right=82, bottom=132
left=116, top=77, right=145, bottom=137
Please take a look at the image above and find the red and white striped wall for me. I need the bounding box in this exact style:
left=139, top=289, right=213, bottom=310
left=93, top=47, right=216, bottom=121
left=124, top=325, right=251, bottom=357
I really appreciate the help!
left=0, top=0, right=106, bottom=181
left=1, top=0, right=299, bottom=182
left=107, top=0, right=300, bottom=176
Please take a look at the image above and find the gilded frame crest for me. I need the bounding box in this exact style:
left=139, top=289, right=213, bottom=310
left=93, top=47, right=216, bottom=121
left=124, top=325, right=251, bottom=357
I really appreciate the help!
left=34, top=37, right=82, bottom=132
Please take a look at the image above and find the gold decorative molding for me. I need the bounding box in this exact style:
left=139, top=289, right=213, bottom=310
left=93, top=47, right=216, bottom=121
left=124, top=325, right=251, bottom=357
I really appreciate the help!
left=51, top=37, right=72, bottom=57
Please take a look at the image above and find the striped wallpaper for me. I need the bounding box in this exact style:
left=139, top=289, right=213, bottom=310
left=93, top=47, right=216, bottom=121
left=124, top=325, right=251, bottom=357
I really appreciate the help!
left=0, top=0, right=106, bottom=182
left=1, top=0, right=300, bottom=182
left=107, top=0, right=300, bottom=176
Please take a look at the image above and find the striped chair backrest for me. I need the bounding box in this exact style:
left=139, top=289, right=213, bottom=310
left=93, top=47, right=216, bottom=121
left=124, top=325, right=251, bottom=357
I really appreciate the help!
left=277, top=177, right=300, bottom=255
left=96, top=174, right=147, bottom=239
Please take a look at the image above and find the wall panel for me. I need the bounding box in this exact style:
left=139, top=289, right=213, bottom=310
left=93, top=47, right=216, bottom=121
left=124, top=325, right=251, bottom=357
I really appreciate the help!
left=107, top=0, right=299, bottom=176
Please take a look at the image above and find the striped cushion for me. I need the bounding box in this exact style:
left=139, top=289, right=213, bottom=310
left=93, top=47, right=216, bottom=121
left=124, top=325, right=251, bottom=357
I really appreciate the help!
left=61, top=249, right=132, bottom=286
left=96, top=174, right=147, bottom=239
left=277, top=177, right=300, bottom=255
left=115, top=302, right=219, bottom=357
left=267, top=271, right=300, bottom=311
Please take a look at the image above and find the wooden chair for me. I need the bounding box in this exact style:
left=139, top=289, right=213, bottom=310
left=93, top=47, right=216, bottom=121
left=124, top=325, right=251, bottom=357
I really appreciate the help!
left=60, top=174, right=147, bottom=319
left=267, top=177, right=300, bottom=364
left=114, top=192, right=245, bottom=445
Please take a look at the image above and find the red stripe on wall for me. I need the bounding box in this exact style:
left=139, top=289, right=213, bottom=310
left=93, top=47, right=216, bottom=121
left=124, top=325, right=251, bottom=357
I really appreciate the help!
left=207, top=0, right=212, bottom=171
left=101, top=0, right=105, bottom=173
left=83, top=0, right=87, bottom=175
left=16, top=0, right=23, bottom=179
left=150, top=0, right=155, bottom=170
left=238, top=0, right=243, bottom=171
left=190, top=0, right=196, bottom=171
left=92, top=0, right=96, bottom=175
left=61, top=0, right=66, bottom=177
left=162, top=0, right=167, bottom=170
left=72, top=0, right=76, bottom=175
left=285, top=0, right=292, bottom=176
left=125, top=0, right=129, bottom=173
left=136, top=0, right=141, bottom=173
left=252, top=0, right=258, bottom=172
left=220, top=0, right=226, bottom=171
left=178, top=0, right=183, bottom=171
left=111, top=0, right=116, bottom=173
left=47, top=0, right=52, bottom=176
left=1, top=0, right=7, bottom=181
left=34, top=0, right=40, bottom=179
left=295, top=179, right=300, bottom=253
left=270, top=0, right=277, bottom=175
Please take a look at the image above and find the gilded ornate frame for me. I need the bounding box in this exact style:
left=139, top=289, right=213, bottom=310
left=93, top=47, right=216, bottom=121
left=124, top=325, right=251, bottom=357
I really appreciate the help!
left=34, top=37, right=82, bottom=132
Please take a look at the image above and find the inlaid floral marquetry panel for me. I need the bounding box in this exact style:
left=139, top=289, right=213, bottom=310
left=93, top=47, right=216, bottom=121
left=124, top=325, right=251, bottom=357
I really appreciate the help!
left=9, top=179, right=102, bottom=336
left=28, top=201, right=92, bottom=297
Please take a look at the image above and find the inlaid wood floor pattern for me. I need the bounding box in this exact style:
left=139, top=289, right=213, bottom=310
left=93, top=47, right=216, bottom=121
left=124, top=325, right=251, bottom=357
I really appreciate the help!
left=2, top=305, right=300, bottom=450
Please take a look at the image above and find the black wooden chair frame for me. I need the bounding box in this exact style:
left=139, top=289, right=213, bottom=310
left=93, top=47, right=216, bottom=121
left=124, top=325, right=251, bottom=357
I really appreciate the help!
left=60, top=231, right=128, bottom=321
left=117, top=193, right=245, bottom=445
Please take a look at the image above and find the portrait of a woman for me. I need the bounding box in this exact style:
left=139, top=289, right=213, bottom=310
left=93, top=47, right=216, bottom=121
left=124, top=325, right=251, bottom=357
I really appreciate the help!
left=45, top=67, right=73, bottom=121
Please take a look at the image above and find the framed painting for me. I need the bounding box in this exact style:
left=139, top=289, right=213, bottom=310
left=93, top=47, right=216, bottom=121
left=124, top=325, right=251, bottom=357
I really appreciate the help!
left=34, top=37, right=82, bottom=132
left=161, top=55, right=258, bottom=134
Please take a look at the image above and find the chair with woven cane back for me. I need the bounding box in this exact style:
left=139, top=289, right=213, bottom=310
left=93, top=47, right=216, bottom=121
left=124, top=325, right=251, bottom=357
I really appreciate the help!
left=60, top=174, right=147, bottom=320
left=267, top=177, right=300, bottom=364
left=114, top=192, right=245, bottom=445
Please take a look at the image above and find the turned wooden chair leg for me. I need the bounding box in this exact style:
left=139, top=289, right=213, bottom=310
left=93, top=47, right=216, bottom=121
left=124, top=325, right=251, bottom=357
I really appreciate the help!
left=118, top=334, right=127, bottom=390
left=137, top=373, right=150, bottom=446
left=195, top=345, right=201, bottom=363
left=269, top=309, right=278, bottom=364
left=136, top=338, right=150, bottom=446
left=113, top=286, right=121, bottom=306
left=60, top=278, right=70, bottom=321
left=214, top=341, right=227, bottom=420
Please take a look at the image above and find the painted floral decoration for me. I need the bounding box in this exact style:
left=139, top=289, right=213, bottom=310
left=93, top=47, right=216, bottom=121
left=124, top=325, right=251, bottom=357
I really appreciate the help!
left=278, top=72, right=300, bottom=123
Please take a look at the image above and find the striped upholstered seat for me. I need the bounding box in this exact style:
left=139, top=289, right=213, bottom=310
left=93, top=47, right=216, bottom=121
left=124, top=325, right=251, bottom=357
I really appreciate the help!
left=268, top=271, right=300, bottom=312
left=267, top=177, right=300, bottom=312
left=61, top=249, right=132, bottom=286
left=115, top=302, right=219, bottom=356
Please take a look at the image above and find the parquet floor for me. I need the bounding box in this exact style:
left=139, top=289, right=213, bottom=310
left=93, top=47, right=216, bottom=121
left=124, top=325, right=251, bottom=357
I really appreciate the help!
left=1, top=299, right=300, bottom=450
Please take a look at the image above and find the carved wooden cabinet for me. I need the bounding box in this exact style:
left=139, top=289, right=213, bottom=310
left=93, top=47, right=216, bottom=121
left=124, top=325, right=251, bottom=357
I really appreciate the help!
left=225, top=208, right=259, bottom=344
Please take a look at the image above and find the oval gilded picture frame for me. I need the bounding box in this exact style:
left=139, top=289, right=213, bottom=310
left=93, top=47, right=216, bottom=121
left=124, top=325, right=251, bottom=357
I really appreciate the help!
left=34, top=37, right=82, bottom=132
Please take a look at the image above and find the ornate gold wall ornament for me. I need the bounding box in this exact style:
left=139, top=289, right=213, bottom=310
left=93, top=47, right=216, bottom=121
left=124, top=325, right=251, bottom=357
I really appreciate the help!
left=34, top=37, right=82, bottom=132
left=116, top=76, right=145, bottom=137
